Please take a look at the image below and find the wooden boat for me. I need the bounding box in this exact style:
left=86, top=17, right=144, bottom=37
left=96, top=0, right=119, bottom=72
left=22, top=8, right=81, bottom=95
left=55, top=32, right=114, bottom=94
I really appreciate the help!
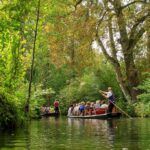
left=68, top=112, right=121, bottom=119
left=41, top=112, right=60, bottom=117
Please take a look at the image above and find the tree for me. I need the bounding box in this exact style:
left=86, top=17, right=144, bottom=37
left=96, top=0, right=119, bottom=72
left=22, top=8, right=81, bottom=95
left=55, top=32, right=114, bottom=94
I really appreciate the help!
left=26, top=0, right=41, bottom=113
left=43, top=0, right=98, bottom=75
left=93, top=0, right=150, bottom=103
left=72, top=0, right=150, bottom=103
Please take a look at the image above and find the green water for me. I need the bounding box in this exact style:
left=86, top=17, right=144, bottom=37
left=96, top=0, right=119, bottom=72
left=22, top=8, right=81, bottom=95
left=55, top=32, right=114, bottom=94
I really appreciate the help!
left=0, top=117, right=150, bottom=150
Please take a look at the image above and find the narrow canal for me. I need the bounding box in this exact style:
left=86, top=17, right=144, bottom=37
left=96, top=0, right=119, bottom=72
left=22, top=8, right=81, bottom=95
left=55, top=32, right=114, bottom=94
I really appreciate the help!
left=0, top=117, right=150, bottom=150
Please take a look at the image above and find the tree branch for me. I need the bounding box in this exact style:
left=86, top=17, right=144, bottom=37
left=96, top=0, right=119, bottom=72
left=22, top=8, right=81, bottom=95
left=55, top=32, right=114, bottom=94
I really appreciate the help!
left=96, top=29, right=117, bottom=65
left=96, top=11, right=107, bottom=28
left=112, top=0, right=129, bottom=51
left=129, top=12, right=150, bottom=40
left=95, top=9, right=118, bottom=64
left=75, top=0, right=83, bottom=10
left=108, top=19, right=118, bottom=60
left=128, top=27, right=145, bottom=50
left=121, top=0, right=148, bottom=10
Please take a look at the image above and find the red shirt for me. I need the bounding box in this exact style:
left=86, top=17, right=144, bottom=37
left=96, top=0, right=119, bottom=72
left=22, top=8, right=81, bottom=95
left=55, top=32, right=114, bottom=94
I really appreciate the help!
left=54, top=101, right=59, bottom=107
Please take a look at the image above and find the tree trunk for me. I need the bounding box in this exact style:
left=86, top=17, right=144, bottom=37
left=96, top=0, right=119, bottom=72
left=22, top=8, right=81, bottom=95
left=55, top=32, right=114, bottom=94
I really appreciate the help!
left=113, top=0, right=140, bottom=102
left=96, top=35, right=132, bottom=103
left=25, top=0, right=40, bottom=114
left=113, top=63, right=132, bottom=103
left=125, top=63, right=139, bottom=102
left=146, top=18, right=150, bottom=68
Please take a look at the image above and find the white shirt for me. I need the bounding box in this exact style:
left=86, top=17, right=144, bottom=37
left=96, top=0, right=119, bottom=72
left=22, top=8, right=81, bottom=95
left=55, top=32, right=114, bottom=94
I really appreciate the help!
left=106, top=91, right=113, bottom=98
left=100, top=104, right=108, bottom=108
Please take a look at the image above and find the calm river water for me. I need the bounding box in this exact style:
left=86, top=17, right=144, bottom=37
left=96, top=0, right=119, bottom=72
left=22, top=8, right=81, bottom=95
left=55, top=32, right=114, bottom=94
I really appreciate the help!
left=0, top=117, right=150, bottom=150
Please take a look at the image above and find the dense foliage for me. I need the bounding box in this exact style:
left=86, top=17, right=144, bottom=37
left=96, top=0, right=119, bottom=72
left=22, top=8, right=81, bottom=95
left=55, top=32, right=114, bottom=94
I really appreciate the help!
left=0, top=87, right=25, bottom=128
left=134, top=74, right=150, bottom=117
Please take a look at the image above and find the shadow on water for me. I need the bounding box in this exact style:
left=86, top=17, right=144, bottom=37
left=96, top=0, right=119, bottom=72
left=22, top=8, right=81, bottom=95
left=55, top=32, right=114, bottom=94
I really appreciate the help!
left=1, top=117, right=150, bottom=150
left=0, top=125, right=30, bottom=150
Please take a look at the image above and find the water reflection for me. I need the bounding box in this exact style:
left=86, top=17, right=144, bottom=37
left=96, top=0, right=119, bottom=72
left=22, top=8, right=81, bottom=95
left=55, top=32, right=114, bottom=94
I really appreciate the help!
left=1, top=118, right=150, bottom=150
left=68, top=118, right=118, bottom=148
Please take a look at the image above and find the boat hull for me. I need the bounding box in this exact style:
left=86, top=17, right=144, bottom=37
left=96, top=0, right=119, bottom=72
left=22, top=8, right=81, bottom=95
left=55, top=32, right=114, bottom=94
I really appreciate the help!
left=41, top=112, right=60, bottom=117
left=68, top=112, right=121, bottom=119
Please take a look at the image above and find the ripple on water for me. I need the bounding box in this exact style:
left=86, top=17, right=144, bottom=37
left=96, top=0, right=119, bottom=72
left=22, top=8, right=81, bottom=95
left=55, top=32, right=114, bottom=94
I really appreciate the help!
left=1, top=118, right=150, bottom=150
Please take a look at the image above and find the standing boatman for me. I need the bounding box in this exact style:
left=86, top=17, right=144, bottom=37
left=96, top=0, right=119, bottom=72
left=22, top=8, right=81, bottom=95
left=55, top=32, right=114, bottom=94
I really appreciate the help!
left=54, top=100, right=59, bottom=114
left=99, top=87, right=115, bottom=113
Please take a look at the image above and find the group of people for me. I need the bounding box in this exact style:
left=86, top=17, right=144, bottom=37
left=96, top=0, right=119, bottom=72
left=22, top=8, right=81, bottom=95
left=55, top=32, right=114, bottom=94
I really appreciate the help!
left=67, top=100, right=108, bottom=116
left=68, top=87, right=115, bottom=116
left=41, top=100, right=60, bottom=114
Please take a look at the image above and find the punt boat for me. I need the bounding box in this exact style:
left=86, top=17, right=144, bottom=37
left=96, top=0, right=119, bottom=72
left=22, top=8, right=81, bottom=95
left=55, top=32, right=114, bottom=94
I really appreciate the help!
left=68, top=112, right=121, bottom=119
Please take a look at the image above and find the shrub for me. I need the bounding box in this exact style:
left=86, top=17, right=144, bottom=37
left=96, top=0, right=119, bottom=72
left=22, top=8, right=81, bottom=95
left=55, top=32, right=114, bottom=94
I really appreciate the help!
left=0, top=88, right=24, bottom=128
left=133, top=102, right=150, bottom=117
left=138, top=77, right=150, bottom=103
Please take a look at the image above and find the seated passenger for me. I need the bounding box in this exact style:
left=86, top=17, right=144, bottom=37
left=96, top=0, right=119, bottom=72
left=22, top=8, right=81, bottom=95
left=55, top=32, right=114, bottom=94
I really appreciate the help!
left=73, top=103, right=80, bottom=116
left=90, top=102, right=95, bottom=109
left=100, top=100, right=108, bottom=108
left=79, top=101, right=85, bottom=116
left=94, top=100, right=100, bottom=109
left=68, top=105, right=73, bottom=116
left=89, top=102, right=95, bottom=115
left=85, top=101, right=91, bottom=115
left=92, top=100, right=108, bottom=115
left=45, top=106, right=50, bottom=113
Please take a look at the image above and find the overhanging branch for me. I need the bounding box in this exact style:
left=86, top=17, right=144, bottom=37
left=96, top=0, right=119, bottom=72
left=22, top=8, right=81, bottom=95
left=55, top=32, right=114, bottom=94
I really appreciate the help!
left=121, top=0, right=148, bottom=10
left=108, top=19, right=117, bottom=60
left=95, top=10, right=118, bottom=65
left=75, top=0, right=83, bottom=10
left=128, top=27, right=145, bottom=50
left=96, top=30, right=117, bottom=65
left=128, top=12, right=150, bottom=50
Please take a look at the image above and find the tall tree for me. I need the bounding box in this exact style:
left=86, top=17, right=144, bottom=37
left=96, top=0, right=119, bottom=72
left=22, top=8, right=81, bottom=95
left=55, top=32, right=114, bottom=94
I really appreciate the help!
left=66, top=0, right=150, bottom=103
left=93, top=0, right=150, bottom=103
left=26, top=0, right=41, bottom=113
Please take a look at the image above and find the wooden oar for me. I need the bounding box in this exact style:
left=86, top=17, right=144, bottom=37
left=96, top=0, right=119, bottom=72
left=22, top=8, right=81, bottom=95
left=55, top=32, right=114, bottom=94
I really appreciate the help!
left=111, top=101, right=132, bottom=119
